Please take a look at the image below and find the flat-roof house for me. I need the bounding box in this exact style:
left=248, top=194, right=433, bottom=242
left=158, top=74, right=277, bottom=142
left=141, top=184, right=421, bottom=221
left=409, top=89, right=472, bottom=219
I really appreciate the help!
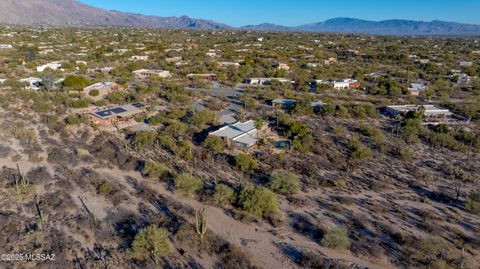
left=89, top=103, right=146, bottom=127
left=131, top=55, right=149, bottom=61
left=386, top=105, right=455, bottom=124
left=83, top=82, right=122, bottom=100
left=272, top=98, right=326, bottom=110
left=20, top=77, right=42, bottom=90
left=0, top=44, right=13, bottom=49
left=331, top=79, right=359, bottom=90
left=408, top=83, right=428, bottom=96
left=87, top=67, right=113, bottom=74
left=187, top=73, right=217, bottom=81
left=133, top=69, right=171, bottom=79
left=277, top=63, right=290, bottom=70
left=218, top=62, right=241, bottom=68
left=459, top=61, right=473, bottom=68
left=246, top=78, right=293, bottom=85
left=209, top=120, right=259, bottom=150
left=36, top=62, right=62, bottom=72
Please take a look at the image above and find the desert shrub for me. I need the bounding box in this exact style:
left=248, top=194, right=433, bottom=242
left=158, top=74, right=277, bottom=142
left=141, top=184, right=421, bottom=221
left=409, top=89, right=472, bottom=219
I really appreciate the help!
left=133, top=131, right=157, bottom=150
left=65, top=115, right=88, bottom=125
left=89, top=89, right=100, bottom=97
left=97, top=182, right=114, bottom=196
left=204, top=136, right=225, bottom=154
left=465, top=190, right=480, bottom=213
left=359, top=124, right=385, bottom=146
left=268, top=170, right=301, bottom=195
left=189, top=109, right=217, bottom=127
left=293, top=135, right=313, bottom=153
left=238, top=186, right=278, bottom=217
left=174, top=173, right=203, bottom=197
left=429, top=132, right=464, bottom=151
left=213, top=184, right=237, bottom=206
left=142, top=162, right=170, bottom=180
left=348, top=136, right=372, bottom=160
left=321, top=226, right=351, bottom=251
left=404, top=237, right=464, bottom=268
left=129, top=225, right=171, bottom=264
left=235, top=154, right=258, bottom=172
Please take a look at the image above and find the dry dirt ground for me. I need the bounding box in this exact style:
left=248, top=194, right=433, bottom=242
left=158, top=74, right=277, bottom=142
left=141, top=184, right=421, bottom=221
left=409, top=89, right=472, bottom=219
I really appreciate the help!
left=0, top=107, right=478, bottom=269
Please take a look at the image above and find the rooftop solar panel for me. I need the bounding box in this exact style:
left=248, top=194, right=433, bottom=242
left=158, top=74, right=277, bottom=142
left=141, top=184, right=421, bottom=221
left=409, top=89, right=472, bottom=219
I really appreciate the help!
left=111, top=107, right=127, bottom=114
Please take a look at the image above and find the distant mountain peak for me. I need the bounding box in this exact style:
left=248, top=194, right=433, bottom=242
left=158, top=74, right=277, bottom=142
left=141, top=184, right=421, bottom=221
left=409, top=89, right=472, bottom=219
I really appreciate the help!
left=241, top=17, right=480, bottom=35
left=0, top=0, right=230, bottom=29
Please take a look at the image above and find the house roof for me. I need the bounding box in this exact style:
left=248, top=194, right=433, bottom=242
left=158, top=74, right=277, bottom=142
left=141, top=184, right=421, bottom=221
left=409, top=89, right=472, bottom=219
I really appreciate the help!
left=210, top=120, right=256, bottom=139
left=91, top=103, right=145, bottom=120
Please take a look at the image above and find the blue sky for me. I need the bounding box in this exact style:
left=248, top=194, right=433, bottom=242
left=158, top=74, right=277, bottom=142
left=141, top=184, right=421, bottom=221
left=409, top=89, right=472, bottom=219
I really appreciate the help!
left=80, top=0, right=480, bottom=27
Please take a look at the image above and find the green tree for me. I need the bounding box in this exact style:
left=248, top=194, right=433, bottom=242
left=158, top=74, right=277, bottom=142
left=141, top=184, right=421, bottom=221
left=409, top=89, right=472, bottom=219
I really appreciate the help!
left=62, top=75, right=90, bottom=91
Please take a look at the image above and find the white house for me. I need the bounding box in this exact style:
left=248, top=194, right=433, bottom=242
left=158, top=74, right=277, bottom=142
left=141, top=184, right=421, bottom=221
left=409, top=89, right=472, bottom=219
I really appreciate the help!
left=209, top=120, right=259, bottom=149
left=132, top=69, right=171, bottom=79
left=408, top=83, right=428, bottom=96
left=83, top=82, right=121, bottom=100
left=0, top=44, right=13, bottom=49
left=20, top=77, right=42, bottom=90
left=246, top=78, right=292, bottom=85
left=131, top=55, right=149, bottom=61
left=37, top=62, right=62, bottom=72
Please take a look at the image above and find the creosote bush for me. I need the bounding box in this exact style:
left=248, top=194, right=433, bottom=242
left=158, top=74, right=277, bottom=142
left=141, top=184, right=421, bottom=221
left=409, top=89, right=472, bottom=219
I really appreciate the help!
left=238, top=186, right=278, bottom=217
left=174, top=173, right=203, bottom=197
left=213, top=184, right=237, bottom=206
left=234, top=153, right=258, bottom=172
left=268, top=170, right=301, bottom=195
left=142, top=161, right=170, bottom=181
left=322, top=226, right=351, bottom=251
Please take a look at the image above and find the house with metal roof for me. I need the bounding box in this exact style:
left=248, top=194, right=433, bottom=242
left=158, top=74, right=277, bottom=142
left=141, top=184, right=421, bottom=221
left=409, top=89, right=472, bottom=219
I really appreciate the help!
left=209, top=120, right=259, bottom=149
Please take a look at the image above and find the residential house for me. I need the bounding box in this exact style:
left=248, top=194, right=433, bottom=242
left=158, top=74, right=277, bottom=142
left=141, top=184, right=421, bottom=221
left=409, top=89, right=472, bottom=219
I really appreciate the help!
left=408, top=83, right=428, bottom=96
left=36, top=62, right=62, bottom=72
left=87, top=67, right=113, bottom=74
left=0, top=44, right=13, bottom=49
left=332, top=79, right=359, bottom=90
left=89, top=103, right=146, bottom=127
left=133, top=69, right=171, bottom=79
left=385, top=105, right=460, bottom=124
left=218, top=62, right=241, bottom=68
left=131, top=55, right=149, bottom=61
left=245, top=78, right=293, bottom=85
left=83, top=82, right=122, bottom=100
left=271, top=98, right=326, bottom=110
left=187, top=73, right=217, bottom=81
left=19, top=77, right=42, bottom=90
left=209, top=120, right=259, bottom=149
left=277, top=63, right=290, bottom=71
left=459, top=61, right=473, bottom=68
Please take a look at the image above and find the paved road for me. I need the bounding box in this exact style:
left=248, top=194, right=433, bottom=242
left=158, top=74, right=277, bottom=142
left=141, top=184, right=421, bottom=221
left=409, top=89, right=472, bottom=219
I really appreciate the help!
left=193, top=83, right=244, bottom=124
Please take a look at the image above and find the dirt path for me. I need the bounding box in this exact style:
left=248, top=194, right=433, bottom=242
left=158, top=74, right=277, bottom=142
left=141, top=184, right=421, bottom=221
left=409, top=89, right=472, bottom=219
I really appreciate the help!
left=98, top=166, right=394, bottom=269
left=0, top=148, right=394, bottom=269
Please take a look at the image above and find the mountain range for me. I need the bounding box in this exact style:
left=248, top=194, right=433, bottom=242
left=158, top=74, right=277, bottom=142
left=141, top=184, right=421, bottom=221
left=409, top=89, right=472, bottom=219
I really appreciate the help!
left=1, top=0, right=480, bottom=35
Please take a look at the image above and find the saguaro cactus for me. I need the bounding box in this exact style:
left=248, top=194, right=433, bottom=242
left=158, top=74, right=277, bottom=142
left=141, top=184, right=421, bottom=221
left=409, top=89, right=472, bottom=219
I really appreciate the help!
left=195, top=208, right=207, bottom=243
